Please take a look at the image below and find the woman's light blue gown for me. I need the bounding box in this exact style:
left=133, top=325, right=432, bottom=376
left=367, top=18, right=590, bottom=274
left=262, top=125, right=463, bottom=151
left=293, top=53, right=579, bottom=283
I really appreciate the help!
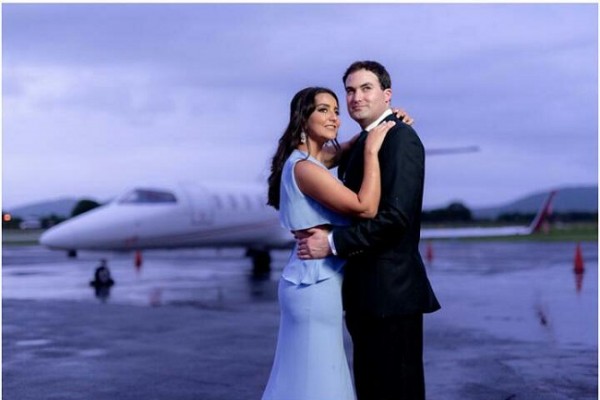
left=262, top=150, right=355, bottom=400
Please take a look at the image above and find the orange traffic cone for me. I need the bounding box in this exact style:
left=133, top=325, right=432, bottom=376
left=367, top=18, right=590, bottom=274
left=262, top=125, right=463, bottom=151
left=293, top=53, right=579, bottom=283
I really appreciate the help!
left=135, top=250, right=143, bottom=272
left=426, top=241, right=434, bottom=264
left=574, top=243, right=584, bottom=274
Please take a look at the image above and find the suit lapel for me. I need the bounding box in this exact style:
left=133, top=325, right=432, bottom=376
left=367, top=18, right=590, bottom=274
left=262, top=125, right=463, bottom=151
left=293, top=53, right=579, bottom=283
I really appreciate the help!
left=340, top=130, right=368, bottom=191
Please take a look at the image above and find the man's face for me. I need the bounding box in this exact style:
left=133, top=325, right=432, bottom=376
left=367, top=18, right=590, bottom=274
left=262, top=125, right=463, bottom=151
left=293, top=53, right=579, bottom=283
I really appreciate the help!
left=344, top=69, right=392, bottom=128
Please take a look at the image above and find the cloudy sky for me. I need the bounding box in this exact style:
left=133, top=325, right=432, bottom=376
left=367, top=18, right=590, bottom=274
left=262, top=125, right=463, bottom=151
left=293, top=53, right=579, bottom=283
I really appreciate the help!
left=2, top=3, right=597, bottom=210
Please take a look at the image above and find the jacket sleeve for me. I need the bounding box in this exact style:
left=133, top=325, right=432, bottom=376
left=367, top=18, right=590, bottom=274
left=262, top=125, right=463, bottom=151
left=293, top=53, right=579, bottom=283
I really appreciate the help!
left=332, top=123, right=424, bottom=257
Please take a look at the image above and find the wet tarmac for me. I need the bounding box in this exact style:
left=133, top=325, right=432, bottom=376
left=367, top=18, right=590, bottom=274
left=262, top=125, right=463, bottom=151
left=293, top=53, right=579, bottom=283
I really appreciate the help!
left=2, top=241, right=598, bottom=399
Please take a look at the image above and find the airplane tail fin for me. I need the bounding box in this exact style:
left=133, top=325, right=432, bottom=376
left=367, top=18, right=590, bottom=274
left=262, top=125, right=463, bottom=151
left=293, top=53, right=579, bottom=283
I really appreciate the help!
left=527, top=190, right=557, bottom=234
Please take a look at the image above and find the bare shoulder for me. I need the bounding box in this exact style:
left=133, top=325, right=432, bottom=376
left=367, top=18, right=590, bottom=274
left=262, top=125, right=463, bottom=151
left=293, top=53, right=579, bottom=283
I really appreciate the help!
left=293, top=159, right=330, bottom=183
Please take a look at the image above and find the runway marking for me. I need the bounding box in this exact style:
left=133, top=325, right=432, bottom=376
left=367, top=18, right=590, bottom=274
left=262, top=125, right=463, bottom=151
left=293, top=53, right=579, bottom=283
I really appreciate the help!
left=79, top=349, right=108, bottom=357
left=15, top=339, right=51, bottom=347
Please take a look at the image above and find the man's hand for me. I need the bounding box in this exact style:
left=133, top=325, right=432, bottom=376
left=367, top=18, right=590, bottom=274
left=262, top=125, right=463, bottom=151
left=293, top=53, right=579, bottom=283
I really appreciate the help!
left=296, top=227, right=332, bottom=259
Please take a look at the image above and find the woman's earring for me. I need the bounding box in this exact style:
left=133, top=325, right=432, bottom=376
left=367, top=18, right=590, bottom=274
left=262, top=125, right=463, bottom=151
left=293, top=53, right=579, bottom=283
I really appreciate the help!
left=300, top=131, right=307, bottom=144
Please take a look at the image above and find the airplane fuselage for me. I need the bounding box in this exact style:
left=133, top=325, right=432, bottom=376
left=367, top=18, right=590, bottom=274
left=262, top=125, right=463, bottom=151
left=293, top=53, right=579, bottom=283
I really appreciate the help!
left=40, top=184, right=555, bottom=254
left=40, top=183, right=292, bottom=251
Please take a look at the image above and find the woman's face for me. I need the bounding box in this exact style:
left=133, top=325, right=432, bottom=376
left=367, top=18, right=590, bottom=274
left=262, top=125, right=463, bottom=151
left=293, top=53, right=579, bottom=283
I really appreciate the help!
left=305, top=93, right=340, bottom=143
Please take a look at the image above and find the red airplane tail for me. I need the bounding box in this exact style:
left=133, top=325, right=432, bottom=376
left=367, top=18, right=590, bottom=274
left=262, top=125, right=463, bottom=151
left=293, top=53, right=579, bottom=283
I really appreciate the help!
left=527, top=190, right=557, bottom=233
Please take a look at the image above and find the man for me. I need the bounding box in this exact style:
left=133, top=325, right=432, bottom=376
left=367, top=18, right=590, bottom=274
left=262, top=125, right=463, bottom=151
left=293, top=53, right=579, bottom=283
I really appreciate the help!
left=297, top=60, right=440, bottom=399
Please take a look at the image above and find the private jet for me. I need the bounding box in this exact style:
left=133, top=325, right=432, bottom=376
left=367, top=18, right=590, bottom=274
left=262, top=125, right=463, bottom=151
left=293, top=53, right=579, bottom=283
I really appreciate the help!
left=39, top=184, right=556, bottom=273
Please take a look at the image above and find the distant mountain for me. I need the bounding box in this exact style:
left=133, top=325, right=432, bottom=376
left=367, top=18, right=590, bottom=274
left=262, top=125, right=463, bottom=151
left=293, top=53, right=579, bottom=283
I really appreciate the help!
left=5, top=197, right=80, bottom=219
left=4, top=185, right=597, bottom=221
left=472, top=185, right=598, bottom=219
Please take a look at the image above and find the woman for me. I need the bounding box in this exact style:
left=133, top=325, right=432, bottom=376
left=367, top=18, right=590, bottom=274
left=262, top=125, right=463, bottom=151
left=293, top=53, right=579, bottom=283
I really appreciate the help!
left=262, top=87, right=397, bottom=400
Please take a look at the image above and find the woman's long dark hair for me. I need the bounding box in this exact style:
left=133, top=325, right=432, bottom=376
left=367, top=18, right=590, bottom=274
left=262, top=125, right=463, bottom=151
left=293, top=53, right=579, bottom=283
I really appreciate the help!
left=267, top=87, right=339, bottom=210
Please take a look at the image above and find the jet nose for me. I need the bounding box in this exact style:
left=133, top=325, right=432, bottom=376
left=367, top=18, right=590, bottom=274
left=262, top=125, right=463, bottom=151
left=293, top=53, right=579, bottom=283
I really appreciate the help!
left=39, top=224, right=75, bottom=250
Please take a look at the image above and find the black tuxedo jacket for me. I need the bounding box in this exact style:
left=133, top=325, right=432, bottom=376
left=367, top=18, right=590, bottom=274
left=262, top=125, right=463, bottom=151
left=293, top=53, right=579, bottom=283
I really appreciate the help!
left=334, top=113, right=441, bottom=317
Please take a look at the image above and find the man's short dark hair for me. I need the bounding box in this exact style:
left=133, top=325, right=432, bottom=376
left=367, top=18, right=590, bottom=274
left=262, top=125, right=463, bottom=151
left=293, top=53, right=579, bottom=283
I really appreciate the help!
left=343, top=60, right=392, bottom=90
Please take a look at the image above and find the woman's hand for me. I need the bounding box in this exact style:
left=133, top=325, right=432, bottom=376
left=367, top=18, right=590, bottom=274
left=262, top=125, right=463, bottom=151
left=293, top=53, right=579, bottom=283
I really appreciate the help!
left=365, top=121, right=396, bottom=154
left=392, top=107, right=414, bottom=125
left=321, top=141, right=341, bottom=169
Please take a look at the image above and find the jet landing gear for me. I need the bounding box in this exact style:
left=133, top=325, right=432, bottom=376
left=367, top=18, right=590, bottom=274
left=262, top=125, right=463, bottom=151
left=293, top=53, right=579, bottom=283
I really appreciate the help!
left=246, top=249, right=271, bottom=279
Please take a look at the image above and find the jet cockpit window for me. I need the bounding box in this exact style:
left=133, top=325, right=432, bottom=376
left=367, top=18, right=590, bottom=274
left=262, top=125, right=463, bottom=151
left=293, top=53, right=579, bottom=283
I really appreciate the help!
left=118, top=189, right=177, bottom=204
